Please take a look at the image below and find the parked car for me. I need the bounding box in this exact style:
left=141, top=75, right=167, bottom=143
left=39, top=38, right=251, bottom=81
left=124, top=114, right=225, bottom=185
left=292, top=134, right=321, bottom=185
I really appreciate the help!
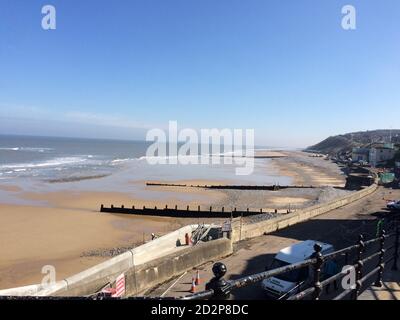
left=261, top=240, right=336, bottom=300
left=387, top=200, right=400, bottom=211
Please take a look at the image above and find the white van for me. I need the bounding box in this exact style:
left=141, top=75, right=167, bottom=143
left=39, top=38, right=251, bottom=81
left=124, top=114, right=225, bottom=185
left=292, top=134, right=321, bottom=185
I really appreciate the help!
left=261, top=240, right=335, bottom=299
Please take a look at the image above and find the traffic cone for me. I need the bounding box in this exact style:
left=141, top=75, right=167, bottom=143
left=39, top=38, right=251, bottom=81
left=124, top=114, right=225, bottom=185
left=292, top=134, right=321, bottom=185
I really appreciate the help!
left=195, top=270, right=201, bottom=285
left=190, top=277, right=196, bottom=293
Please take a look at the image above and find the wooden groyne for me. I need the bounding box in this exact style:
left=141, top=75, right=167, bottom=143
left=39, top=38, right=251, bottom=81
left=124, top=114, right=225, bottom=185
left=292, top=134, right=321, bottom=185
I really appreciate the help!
left=100, top=204, right=279, bottom=218
left=146, top=182, right=321, bottom=191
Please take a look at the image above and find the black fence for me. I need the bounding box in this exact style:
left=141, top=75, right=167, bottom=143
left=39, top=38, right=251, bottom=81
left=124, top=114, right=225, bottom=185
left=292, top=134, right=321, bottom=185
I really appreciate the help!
left=182, top=227, right=399, bottom=300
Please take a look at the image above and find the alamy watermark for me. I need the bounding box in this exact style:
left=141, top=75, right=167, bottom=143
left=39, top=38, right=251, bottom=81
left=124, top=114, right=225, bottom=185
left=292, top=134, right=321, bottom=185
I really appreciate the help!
left=342, top=5, right=357, bottom=30
left=145, top=121, right=255, bottom=175
left=40, top=4, right=357, bottom=31
left=41, top=265, right=56, bottom=286
left=41, top=5, right=56, bottom=30
left=341, top=265, right=356, bottom=290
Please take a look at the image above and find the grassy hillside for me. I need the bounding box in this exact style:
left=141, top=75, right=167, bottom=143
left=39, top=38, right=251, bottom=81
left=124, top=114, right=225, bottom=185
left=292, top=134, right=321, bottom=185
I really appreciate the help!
left=306, top=129, right=400, bottom=154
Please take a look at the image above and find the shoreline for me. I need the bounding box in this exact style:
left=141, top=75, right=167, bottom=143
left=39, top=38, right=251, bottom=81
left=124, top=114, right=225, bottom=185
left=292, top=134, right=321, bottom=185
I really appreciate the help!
left=0, top=151, right=347, bottom=289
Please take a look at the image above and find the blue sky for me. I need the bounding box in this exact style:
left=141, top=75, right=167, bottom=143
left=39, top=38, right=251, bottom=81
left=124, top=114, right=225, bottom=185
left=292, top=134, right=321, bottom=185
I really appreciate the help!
left=0, top=0, right=399, bottom=147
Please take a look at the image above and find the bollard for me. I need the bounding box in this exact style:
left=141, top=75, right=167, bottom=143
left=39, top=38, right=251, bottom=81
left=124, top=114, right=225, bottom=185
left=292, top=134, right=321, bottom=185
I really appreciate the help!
left=205, top=262, right=231, bottom=300
left=392, top=227, right=399, bottom=271
left=374, top=230, right=386, bottom=287
left=260, top=208, right=262, bottom=213
left=175, top=205, right=178, bottom=210
left=100, top=204, right=104, bottom=211
left=210, top=206, right=212, bottom=212
left=311, top=244, right=323, bottom=300
left=155, top=206, right=157, bottom=210
left=353, top=234, right=365, bottom=299
left=190, top=277, right=196, bottom=293
left=222, top=207, right=224, bottom=213
left=195, top=270, right=201, bottom=285
left=111, top=204, right=114, bottom=209
left=187, top=205, right=189, bottom=211
left=198, top=205, right=200, bottom=212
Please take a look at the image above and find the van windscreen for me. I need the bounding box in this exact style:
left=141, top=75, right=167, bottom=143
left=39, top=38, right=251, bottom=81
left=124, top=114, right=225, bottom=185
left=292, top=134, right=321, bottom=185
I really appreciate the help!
left=270, top=259, right=309, bottom=283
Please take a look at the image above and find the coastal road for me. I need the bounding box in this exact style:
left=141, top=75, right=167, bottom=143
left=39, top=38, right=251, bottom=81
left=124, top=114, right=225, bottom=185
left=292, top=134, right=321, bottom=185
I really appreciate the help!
left=145, top=186, right=400, bottom=299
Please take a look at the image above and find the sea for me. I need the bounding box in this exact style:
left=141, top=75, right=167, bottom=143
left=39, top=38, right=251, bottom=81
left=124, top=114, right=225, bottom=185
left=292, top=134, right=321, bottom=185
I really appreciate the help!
left=0, top=135, right=292, bottom=203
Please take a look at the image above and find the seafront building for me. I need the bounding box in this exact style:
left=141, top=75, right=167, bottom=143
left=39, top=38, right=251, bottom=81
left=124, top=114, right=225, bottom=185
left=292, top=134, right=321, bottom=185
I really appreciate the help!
left=369, top=143, right=396, bottom=167
left=352, top=143, right=397, bottom=167
left=395, top=162, right=400, bottom=180
left=352, top=148, right=370, bottom=162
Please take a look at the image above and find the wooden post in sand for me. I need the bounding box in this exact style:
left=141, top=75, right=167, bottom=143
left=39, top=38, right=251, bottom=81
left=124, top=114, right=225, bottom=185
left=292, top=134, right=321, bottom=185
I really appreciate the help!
left=239, top=211, right=243, bottom=241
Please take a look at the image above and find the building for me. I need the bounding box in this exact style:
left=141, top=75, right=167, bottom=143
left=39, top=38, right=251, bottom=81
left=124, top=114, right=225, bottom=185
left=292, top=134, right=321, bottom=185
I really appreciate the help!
left=395, top=162, right=400, bottom=180
left=352, top=148, right=370, bottom=162
left=369, top=145, right=396, bottom=167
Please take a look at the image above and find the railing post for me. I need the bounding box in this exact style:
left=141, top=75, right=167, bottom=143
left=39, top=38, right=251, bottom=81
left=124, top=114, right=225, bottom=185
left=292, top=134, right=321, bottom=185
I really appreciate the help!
left=353, top=234, right=365, bottom=300
left=205, top=263, right=231, bottom=300
left=392, top=227, right=399, bottom=271
left=374, top=230, right=386, bottom=287
left=312, top=243, right=323, bottom=300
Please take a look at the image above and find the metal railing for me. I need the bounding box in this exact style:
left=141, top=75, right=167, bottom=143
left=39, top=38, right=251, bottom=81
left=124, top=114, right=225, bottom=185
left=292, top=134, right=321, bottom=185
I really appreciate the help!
left=182, top=227, right=399, bottom=300
left=0, top=228, right=398, bottom=301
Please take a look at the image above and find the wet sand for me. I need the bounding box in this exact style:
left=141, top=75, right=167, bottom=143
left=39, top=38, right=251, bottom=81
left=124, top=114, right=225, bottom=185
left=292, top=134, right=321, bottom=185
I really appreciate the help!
left=0, top=188, right=226, bottom=289
left=0, top=151, right=347, bottom=289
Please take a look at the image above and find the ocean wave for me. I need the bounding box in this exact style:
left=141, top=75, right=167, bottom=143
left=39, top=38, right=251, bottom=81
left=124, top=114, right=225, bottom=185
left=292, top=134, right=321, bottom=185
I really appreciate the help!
left=0, top=147, right=20, bottom=151
left=0, top=147, right=54, bottom=152
left=0, top=157, right=88, bottom=170
left=111, top=158, right=135, bottom=165
left=137, top=151, right=245, bottom=161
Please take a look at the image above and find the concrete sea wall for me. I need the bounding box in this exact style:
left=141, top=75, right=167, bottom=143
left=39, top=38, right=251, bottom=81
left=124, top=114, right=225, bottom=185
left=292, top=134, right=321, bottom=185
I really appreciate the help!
left=0, top=224, right=232, bottom=297
left=126, top=238, right=232, bottom=296
left=231, top=182, right=378, bottom=242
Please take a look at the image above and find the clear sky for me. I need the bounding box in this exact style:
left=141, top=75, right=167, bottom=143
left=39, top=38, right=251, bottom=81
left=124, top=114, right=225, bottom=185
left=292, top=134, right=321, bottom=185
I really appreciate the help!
left=0, top=0, right=399, bottom=147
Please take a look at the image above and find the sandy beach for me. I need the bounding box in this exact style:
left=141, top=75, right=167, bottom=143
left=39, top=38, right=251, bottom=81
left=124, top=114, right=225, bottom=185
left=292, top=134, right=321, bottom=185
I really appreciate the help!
left=0, top=151, right=347, bottom=289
